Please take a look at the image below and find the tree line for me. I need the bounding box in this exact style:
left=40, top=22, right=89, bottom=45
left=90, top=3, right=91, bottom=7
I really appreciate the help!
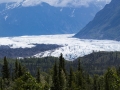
left=0, top=52, right=120, bottom=90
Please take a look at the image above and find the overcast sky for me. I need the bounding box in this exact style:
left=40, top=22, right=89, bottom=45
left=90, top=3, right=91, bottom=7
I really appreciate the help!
left=0, top=0, right=111, bottom=7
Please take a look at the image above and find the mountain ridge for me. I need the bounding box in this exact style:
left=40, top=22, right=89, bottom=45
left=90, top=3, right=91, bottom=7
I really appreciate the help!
left=0, top=3, right=101, bottom=36
left=75, top=0, right=120, bottom=41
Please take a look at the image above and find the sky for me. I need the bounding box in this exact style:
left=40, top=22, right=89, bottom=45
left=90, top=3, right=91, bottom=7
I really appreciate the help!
left=0, top=0, right=111, bottom=7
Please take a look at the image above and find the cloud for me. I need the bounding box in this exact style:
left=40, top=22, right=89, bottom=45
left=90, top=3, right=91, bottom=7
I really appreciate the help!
left=0, top=0, right=111, bottom=7
left=0, top=0, right=23, bottom=3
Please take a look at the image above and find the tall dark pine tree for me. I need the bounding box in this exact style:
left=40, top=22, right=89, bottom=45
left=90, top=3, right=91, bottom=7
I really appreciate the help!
left=93, top=75, right=98, bottom=90
left=76, top=59, right=83, bottom=88
left=59, top=53, right=65, bottom=73
left=18, top=63, right=23, bottom=77
left=78, top=59, right=82, bottom=72
left=36, top=68, right=41, bottom=83
left=0, top=79, right=3, bottom=90
left=68, top=67, right=74, bottom=89
left=1, top=56, right=10, bottom=80
left=14, top=59, right=19, bottom=79
left=52, top=61, right=59, bottom=90
left=58, top=53, right=67, bottom=90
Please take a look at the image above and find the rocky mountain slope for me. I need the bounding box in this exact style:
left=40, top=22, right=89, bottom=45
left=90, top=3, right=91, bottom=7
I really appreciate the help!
left=0, top=2, right=102, bottom=36
left=75, top=0, right=120, bottom=41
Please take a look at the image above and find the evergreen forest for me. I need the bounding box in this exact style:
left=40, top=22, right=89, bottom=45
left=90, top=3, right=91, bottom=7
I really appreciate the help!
left=0, top=51, right=120, bottom=90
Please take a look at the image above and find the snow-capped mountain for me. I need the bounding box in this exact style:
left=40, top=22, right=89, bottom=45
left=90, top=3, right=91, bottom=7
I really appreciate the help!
left=0, top=34, right=120, bottom=60
left=0, top=1, right=110, bottom=36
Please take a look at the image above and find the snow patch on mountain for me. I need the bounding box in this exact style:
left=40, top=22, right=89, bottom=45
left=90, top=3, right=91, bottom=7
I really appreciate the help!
left=0, top=34, right=120, bottom=60
left=0, top=0, right=111, bottom=9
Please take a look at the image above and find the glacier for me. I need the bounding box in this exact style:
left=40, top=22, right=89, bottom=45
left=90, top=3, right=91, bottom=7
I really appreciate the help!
left=0, top=34, right=120, bottom=60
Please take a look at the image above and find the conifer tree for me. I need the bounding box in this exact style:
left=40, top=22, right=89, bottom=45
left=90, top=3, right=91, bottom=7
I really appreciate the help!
left=69, top=67, right=73, bottom=87
left=52, top=61, right=59, bottom=90
left=0, top=79, right=3, bottom=90
left=14, top=59, right=19, bottom=79
left=93, top=75, right=98, bottom=90
left=78, top=59, right=82, bottom=72
left=11, top=72, right=14, bottom=81
left=105, top=69, right=110, bottom=90
left=1, top=56, right=10, bottom=80
left=104, top=68, right=119, bottom=90
left=18, top=63, right=23, bottom=77
left=59, top=53, right=65, bottom=74
left=76, top=59, right=83, bottom=88
left=58, top=66, right=66, bottom=90
left=36, top=68, right=41, bottom=83
left=68, top=67, right=74, bottom=90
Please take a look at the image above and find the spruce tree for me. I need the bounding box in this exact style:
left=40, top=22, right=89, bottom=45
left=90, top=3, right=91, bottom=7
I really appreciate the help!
left=93, top=75, right=98, bottom=90
left=68, top=67, right=74, bottom=90
left=58, top=66, right=66, bottom=90
left=78, top=59, right=82, bottom=72
left=14, top=59, right=19, bottom=79
left=104, top=68, right=119, bottom=90
left=105, top=69, right=110, bottom=90
left=59, top=53, right=65, bottom=73
left=0, top=79, right=3, bottom=90
left=68, top=67, right=73, bottom=88
left=76, top=59, right=83, bottom=88
left=36, top=68, right=41, bottom=83
left=52, top=61, right=59, bottom=90
left=1, top=56, right=10, bottom=80
left=18, top=63, right=23, bottom=77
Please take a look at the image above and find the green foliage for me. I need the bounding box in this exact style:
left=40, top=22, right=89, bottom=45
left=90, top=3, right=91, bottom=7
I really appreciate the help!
left=14, top=59, right=19, bottom=79
left=36, top=68, right=41, bottom=83
left=59, top=69, right=66, bottom=90
left=1, top=52, right=120, bottom=90
left=59, top=53, right=66, bottom=74
left=1, top=56, right=10, bottom=80
left=104, top=68, right=120, bottom=90
left=12, top=72, right=43, bottom=90
left=0, top=78, right=3, bottom=90
left=43, top=82, right=50, bottom=90
left=52, top=61, right=59, bottom=90
left=68, top=67, right=76, bottom=90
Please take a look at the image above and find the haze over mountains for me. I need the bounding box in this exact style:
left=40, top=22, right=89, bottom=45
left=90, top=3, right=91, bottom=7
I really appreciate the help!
left=0, top=0, right=110, bottom=36
left=75, top=0, right=120, bottom=41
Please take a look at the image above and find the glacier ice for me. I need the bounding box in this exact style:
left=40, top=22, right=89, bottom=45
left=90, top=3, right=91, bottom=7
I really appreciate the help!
left=0, top=34, right=120, bottom=60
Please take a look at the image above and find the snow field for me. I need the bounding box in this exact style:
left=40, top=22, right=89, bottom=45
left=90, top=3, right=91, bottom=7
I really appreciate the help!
left=0, top=34, right=120, bottom=60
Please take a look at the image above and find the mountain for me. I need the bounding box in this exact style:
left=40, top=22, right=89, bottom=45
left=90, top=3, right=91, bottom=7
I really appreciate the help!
left=75, top=0, right=120, bottom=41
left=0, top=3, right=101, bottom=36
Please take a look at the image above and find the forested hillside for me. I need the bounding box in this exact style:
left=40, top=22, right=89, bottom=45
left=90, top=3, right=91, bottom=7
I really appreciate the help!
left=20, top=51, right=120, bottom=75
left=0, top=44, right=60, bottom=58
left=0, top=51, right=120, bottom=89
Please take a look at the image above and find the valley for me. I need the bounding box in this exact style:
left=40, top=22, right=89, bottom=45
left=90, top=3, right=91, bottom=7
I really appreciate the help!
left=0, top=34, right=120, bottom=60
left=0, top=0, right=120, bottom=89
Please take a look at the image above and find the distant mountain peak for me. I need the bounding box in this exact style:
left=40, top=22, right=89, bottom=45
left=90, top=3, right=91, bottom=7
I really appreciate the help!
left=0, top=2, right=102, bottom=37
left=0, top=0, right=111, bottom=8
